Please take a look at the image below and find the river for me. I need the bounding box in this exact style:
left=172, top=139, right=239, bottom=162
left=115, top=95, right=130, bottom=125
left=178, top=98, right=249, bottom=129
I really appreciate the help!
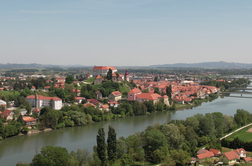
left=1, top=92, right=252, bottom=165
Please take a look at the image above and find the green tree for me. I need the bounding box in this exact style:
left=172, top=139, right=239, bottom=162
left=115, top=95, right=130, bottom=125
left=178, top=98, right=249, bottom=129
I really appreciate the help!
left=170, top=149, right=191, bottom=166
left=154, top=87, right=160, bottom=94
left=166, top=85, right=172, bottom=99
left=107, top=68, right=112, bottom=80
left=26, top=103, right=32, bottom=115
left=65, top=75, right=74, bottom=84
left=17, top=114, right=24, bottom=124
left=49, top=99, right=54, bottom=109
left=160, top=123, right=184, bottom=149
left=107, top=126, right=117, bottom=162
left=97, top=128, right=107, bottom=166
left=31, top=146, right=70, bottom=166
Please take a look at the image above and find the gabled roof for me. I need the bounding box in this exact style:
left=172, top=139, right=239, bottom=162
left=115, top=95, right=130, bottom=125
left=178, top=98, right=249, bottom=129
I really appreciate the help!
left=75, top=97, right=85, bottom=100
left=87, top=99, right=100, bottom=105
left=235, top=148, right=246, bottom=154
left=136, top=93, right=162, bottom=101
left=223, top=151, right=240, bottom=160
left=83, top=103, right=96, bottom=108
left=93, top=66, right=117, bottom=70
left=209, top=148, right=221, bottom=155
left=112, top=72, right=117, bottom=76
left=128, top=88, right=141, bottom=94
left=244, top=157, right=252, bottom=162
left=101, top=105, right=109, bottom=108
left=96, top=75, right=103, bottom=79
left=197, top=149, right=207, bottom=155
left=2, top=110, right=13, bottom=118
left=26, top=95, right=62, bottom=101
left=111, top=91, right=122, bottom=97
left=197, top=151, right=214, bottom=160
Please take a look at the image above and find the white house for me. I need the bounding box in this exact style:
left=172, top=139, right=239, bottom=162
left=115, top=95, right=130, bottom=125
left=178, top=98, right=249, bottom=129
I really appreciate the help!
left=26, top=94, right=62, bottom=110
left=92, top=66, right=117, bottom=77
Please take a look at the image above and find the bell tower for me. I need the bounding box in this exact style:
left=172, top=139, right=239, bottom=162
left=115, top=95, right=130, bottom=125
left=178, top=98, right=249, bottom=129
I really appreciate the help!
left=124, top=69, right=129, bottom=82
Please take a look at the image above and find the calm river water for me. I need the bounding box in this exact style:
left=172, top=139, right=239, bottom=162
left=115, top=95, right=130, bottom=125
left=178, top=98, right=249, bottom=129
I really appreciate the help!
left=1, top=92, right=252, bottom=165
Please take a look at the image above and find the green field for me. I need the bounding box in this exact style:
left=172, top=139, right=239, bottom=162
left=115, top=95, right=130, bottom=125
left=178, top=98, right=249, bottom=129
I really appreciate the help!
left=0, top=91, right=20, bottom=101
left=227, top=125, right=252, bottom=142
left=85, top=77, right=95, bottom=83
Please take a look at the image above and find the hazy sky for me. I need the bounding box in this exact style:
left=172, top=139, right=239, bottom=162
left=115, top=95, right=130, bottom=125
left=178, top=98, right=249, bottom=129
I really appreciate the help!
left=1, top=0, right=252, bottom=66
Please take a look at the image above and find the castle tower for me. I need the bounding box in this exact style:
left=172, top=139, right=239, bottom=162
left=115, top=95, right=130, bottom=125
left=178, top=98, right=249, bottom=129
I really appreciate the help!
left=125, top=69, right=129, bottom=82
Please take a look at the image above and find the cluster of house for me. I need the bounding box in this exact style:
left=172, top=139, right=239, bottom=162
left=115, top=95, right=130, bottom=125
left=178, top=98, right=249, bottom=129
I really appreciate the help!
left=133, top=80, right=219, bottom=104
left=0, top=109, right=36, bottom=127
left=191, top=148, right=252, bottom=165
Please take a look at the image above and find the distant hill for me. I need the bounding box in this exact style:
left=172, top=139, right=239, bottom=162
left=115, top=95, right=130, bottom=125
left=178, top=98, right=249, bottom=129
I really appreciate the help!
left=0, top=63, right=92, bottom=69
left=150, top=61, right=252, bottom=69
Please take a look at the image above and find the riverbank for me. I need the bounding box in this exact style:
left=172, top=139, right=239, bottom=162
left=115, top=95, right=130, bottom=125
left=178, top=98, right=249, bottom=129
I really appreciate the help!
left=1, top=93, right=252, bottom=165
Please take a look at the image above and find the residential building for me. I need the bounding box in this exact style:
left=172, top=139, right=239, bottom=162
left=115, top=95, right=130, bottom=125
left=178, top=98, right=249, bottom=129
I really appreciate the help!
left=108, top=91, right=122, bottom=101
left=0, top=99, right=7, bottom=107
left=96, top=91, right=102, bottom=100
left=1, top=110, right=14, bottom=120
left=92, top=66, right=117, bottom=77
left=209, top=148, right=221, bottom=157
left=196, top=150, right=214, bottom=160
left=109, top=101, right=118, bottom=107
left=128, top=88, right=142, bottom=101
left=136, top=93, right=163, bottom=104
left=219, top=151, right=240, bottom=165
left=235, top=148, right=246, bottom=158
left=101, top=104, right=109, bottom=111
left=75, top=97, right=85, bottom=103
left=94, top=75, right=103, bottom=85
left=87, top=99, right=102, bottom=106
left=23, top=117, right=36, bottom=126
left=26, top=94, right=62, bottom=110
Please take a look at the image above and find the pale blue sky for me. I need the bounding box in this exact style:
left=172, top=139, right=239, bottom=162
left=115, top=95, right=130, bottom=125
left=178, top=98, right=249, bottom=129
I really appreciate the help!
left=1, top=0, right=252, bottom=66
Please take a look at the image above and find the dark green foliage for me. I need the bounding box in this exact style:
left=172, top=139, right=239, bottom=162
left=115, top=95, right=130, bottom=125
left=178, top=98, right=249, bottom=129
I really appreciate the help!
left=97, top=128, right=107, bottom=166
left=65, top=75, right=74, bottom=84
left=107, top=126, right=117, bottom=162
left=107, top=68, right=112, bottom=80
left=166, top=85, right=172, bottom=99
left=154, top=87, right=160, bottom=94
left=31, top=146, right=70, bottom=166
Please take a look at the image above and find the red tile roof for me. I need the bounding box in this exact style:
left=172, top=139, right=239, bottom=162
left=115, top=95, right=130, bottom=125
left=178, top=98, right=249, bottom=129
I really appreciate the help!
left=197, top=150, right=214, bottom=160
left=23, top=117, right=36, bottom=122
left=244, top=157, right=252, bottom=162
left=75, top=97, right=85, bottom=100
left=101, top=105, right=109, bottom=108
left=235, top=148, right=246, bottom=155
left=112, top=91, right=122, bottom=97
left=128, top=88, right=141, bottom=94
left=223, top=151, right=240, bottom=160
left=83, top=103, right=96, bottom=108
left=2, top=110, right=12, bottom=118
left=136, top=93, right=162, bottom=101
left=96, top=75, right=102, bottom=79
left=93, top=66, right=117, bottom=70
left=27, top=95, right=62, bottom=101
left=209, top=148, right=221, bottom=155
left=87, top=99, right=100, bottom=105
left=32, top=108, right=41, bottom=112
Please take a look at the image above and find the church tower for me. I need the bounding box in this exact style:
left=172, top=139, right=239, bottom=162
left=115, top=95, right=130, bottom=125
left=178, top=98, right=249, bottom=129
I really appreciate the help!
left=124, top=69, right=129, bottom=82
left=35, top=93, right=38, bottom=109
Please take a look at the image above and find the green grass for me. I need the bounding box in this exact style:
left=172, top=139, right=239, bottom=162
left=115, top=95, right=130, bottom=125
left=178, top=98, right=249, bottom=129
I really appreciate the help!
left=85, top=77, right=95, bottom=83
left=227, top=125, right=252, bottom=142
left=0, top=91, right=20, bottom=100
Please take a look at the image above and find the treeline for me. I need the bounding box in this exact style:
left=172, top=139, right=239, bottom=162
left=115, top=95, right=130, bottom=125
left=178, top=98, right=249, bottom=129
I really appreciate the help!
left=17, top=109, right=250, bottom=166
left=200, top=78, right=250, bottom=91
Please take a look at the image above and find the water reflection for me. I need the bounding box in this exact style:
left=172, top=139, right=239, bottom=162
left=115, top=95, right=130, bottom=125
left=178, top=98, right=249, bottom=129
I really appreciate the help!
left=1, top=95, right=252, bottom=165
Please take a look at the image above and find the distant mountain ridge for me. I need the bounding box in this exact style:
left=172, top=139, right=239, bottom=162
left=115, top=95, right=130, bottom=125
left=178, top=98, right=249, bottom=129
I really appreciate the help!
left=0, top=61, right=252, bottom=69
left=150, top=61, right=252, bottom=69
